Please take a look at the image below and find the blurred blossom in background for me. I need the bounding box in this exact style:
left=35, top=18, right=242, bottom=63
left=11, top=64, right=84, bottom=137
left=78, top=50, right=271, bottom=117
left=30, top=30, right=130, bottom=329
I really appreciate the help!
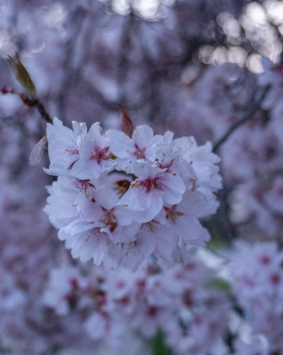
left=1, top=1, right=283, bottom=354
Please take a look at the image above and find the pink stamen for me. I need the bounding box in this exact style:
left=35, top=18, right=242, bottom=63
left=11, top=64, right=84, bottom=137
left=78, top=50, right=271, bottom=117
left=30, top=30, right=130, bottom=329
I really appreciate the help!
left=164, top=205, right=183, bottom=223
left=101, top=207, right=118, bottom=232
left=134, top=144, right=146, bottom=159
left=140, top=178, right=159, bottom=193
left=65, top=147, right=79, bottom=156
left=91, top=147, right=110, bottom=164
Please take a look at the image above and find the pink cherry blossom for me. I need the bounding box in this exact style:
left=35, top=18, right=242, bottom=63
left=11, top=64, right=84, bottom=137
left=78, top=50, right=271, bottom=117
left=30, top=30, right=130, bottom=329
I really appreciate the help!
left=106, top=125, right=162, bottom=173
left=71, top=122, right=114, bottom=179
left=45, top=117, right=87, bottom=176
left=118, top=162, right=186, bottom=223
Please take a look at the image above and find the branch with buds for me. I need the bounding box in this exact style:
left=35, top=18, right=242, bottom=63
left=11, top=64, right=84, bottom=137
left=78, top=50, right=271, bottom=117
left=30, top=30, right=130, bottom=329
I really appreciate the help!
left=3, top=53, right=52, bottom=124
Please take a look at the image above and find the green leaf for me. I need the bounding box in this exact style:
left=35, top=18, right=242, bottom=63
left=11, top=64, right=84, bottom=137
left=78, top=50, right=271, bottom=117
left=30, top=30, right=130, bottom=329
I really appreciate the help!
left=150, top=330, right=172, bottom=355
left=7, top=52, right=38, bottom=99
left=207, top=276, right=231, bottom=292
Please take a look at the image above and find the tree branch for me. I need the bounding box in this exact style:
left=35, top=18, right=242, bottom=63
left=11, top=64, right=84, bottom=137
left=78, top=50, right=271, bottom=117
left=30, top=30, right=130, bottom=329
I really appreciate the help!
left=34, top=101, right=52, bottom=124
left=18, top=93, right=52, bottom=124
left=212, top=85, right=271, bottom=153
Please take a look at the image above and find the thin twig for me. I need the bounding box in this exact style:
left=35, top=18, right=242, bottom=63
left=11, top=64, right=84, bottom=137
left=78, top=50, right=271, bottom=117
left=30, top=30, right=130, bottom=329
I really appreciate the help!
left=34, top=101, right=53, bottom=124
left=56, top=7, right=87, bottom=123
left=212, top=85, right=271, bottom=153
left=117, top=13, right=134, bottom=105
left=19, top=94, right=53, bottom=124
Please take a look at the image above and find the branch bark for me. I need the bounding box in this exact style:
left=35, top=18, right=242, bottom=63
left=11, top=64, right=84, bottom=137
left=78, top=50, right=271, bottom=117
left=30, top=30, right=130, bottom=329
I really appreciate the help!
left=212, top=85, right=271, bottom=153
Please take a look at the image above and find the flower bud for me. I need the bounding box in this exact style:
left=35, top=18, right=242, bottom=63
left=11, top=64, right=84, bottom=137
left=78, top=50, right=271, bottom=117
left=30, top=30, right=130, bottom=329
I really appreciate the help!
left=1, top=85, right=14, bottom=94
left=19, top=93, right=37, bottom=107
left=119, top=105, right=134, bottom=138
left=7, top=52, right=37, bottom=99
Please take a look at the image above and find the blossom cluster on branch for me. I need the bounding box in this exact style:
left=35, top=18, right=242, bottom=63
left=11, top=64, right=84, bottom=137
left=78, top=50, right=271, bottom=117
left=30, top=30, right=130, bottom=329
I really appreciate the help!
left=40, top=241, right=283, bottom=355
left=44, top=117, right=221, bottom=269
left=230, top=241, right=283, bottom=353
left=43, top=253, right=231, bottom=355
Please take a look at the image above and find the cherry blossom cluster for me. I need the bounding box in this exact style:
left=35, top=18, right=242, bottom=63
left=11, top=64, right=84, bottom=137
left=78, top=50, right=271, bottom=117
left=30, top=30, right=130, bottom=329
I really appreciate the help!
left=44, top=118, right=221, bottom=269
left=168, top=59, right=283, bottom=242
left=42, top=241, right=283, bottom=355
left=229, top=241, right=283, bottom=354
left=218, top=61, right=283, bottom=237
left=43, top=254, right=231, bottom=355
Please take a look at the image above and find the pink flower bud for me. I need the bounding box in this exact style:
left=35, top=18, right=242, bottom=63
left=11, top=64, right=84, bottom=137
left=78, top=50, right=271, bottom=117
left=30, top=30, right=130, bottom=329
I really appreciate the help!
left=1, top=85, right=14, bottom=94
left=119, top=105, right=134, bottom=138
left=19, top=93, right=37, bottom=107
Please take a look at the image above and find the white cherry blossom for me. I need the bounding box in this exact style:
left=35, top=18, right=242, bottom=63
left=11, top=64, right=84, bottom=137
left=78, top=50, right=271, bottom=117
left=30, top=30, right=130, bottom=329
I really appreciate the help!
left=45, top=117, right=87, bottom=176
left=71, top=122, right=114, bottom=179
left=117, top=162, right=186, bottom=223
left=79, top=186, right=140, bottom=243
left=105, top=125, right=162, bottom=173
left=155, top=190, right=218, bottom=247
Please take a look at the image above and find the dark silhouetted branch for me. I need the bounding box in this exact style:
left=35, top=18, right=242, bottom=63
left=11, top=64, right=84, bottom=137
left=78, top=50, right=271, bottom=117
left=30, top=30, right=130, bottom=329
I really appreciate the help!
left=213, top=85, right=271, bottom=153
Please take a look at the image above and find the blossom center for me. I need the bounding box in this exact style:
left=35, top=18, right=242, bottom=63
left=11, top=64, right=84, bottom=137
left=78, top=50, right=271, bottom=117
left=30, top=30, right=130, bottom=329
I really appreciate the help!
left=91, top=147, right=110, bottom=164
left=101, top=207, right=117, bottom=232
left=139, top=178, right=159, bottom=193
left=134, top=144, right=146, bottom=159
left=114, top=180, right=131, bottom=196
left=164, top=205, right=183, bottom=223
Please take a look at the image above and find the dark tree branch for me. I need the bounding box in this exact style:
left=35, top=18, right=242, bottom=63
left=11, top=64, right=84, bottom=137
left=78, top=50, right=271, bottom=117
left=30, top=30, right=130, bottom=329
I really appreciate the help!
left=34, top=101, right=52, bottom=124
left=117, top=14, right=134, bottom=105
left=213, top=84, right=271, bottom=153
left=56, top=7, right=88, bottom=123
left=18, top=93, right=52, bottom=124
